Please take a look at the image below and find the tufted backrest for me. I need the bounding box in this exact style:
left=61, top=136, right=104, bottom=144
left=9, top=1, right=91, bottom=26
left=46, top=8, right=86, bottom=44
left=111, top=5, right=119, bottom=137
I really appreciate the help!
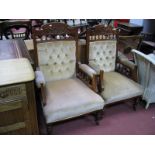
left=89, top=40, right=117, bottom=72
left=37, top=40, right=76, bottom=82
left=86, top=25, right=117, bottom=72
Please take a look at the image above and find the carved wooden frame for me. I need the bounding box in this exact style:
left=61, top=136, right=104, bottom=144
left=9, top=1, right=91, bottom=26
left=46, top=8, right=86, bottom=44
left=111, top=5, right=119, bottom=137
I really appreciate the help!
left=86, top=25, right=142, bottom=110
left=32, top=23, right=103, bottom=133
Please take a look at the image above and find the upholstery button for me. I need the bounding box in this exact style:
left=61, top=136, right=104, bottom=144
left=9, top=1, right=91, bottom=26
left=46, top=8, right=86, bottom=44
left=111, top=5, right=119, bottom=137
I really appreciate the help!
left=54, top=62, right=57, bottom=65
left=106, top=56, right=109, bottom=59
left=109, top=51, right=112, bottom=54
left=100, top=58, right=102, bottom=60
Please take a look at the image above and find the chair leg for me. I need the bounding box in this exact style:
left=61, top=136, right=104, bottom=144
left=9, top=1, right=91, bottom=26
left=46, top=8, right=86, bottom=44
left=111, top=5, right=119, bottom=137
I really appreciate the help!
left=133, top=97, right=141, bottom=111
left=47, top=124, right=53, bottom=135
left=93, top=110, right=104, bottom=125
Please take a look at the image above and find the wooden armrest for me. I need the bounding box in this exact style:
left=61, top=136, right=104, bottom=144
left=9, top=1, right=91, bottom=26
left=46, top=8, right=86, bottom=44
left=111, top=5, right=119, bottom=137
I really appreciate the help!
left=79, top=63, right=97, bottom=78
left=40, top=84, right=46, bottom=106
left=98, top=70, right=104, bottom=93
left=77, top=63, right=98, bottom=92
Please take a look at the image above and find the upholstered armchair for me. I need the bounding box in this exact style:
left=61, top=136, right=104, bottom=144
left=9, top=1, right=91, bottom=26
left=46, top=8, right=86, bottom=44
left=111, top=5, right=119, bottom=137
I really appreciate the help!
left=85, top=25, right=143, bottom=109
left=132, top=49, right=155, bottom=109
left=32, top=23, right=105, bottom=133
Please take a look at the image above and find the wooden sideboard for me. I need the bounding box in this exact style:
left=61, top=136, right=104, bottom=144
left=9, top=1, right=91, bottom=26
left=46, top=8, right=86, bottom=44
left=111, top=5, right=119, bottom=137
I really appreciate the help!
left=0, top=39, right=38, bottom=134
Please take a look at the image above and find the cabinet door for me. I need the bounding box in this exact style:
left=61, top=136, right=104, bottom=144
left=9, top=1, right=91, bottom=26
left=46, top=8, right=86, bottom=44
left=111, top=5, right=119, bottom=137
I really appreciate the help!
left=0, top=97, right=31, bottom=134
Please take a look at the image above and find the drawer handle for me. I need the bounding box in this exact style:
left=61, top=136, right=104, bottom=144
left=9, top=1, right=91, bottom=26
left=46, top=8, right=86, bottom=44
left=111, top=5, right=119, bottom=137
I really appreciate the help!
left=0, top=93, right=8, bottom=98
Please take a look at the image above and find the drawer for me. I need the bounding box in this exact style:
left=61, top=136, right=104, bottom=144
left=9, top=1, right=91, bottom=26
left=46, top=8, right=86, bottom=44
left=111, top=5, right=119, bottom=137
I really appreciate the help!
left=0, top=84, right=26, bottom=101
left=0, top=98, right=31, bottom=134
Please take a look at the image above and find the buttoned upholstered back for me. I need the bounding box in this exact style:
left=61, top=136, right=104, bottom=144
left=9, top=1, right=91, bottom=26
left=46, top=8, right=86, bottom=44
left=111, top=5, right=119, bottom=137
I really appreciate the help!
left=32, top=22, right=78, bottom=82
left=86, top=25, right=117, bottom=72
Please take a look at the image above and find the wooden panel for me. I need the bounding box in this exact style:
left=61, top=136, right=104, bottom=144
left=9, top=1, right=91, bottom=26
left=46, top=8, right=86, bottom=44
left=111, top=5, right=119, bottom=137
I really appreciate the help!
left=0, top=122, right=26, bottom=134
left=0, top=100, right=22, bottom=112
left=26, top=82, right=39, bottom=134
left=0, top=84, right=26, bottom=101
left=0, top=98, right=28, bottom=126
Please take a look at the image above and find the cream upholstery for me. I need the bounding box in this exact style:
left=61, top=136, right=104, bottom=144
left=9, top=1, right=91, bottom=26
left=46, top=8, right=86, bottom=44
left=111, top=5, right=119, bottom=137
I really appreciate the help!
left=89, top=40, right=116, bottom=72
left=35, top=70, right=46, bottom=88
left=44, top=78, right=104, bottom=123
left=79, top=64, right=97, bottom=77
left=87, top=38, right=144, bottom=105
left=37, top=41, right=76, bottom=82
left=132, top=49, right=155, bottom=109
left=0, top=58, right=34, bottom=86
left=101, top=72, right=143, bottom=104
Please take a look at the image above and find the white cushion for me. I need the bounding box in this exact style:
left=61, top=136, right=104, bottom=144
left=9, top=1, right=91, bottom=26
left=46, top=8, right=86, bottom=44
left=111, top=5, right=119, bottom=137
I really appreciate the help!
left=43, top=78, right=104, bottom=123
left=101, top=72, right=143, bottom=104
left=89, top=40, right=116, bottom=72
left=37, top=41, right=76, bottom=82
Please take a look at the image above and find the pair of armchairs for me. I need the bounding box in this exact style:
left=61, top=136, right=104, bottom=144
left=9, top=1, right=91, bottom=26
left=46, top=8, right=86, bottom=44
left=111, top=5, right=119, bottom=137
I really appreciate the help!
left=33, top=23, right=143, bottom=134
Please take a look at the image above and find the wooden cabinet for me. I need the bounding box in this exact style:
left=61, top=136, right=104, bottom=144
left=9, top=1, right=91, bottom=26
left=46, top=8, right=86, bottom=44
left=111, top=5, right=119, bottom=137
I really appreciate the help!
left=0, top=39, right=38, bottom=134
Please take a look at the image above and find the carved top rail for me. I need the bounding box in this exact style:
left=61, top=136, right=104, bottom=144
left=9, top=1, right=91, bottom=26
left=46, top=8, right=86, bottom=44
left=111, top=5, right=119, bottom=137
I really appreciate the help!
left=32, top=22, right=78, bottom=43
left=86, top=25, right=118, bottom=41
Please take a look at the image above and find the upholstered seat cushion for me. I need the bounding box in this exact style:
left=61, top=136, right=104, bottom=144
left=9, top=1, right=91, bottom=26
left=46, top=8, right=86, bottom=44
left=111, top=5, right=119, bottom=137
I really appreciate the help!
left=101, top=72, right=143, bottom=104
left=43, top=78, right=104, bottom=124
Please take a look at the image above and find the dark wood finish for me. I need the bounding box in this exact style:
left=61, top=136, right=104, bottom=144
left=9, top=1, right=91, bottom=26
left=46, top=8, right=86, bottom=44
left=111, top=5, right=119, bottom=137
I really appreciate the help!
left=0, top=40, right=38, bottom=134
